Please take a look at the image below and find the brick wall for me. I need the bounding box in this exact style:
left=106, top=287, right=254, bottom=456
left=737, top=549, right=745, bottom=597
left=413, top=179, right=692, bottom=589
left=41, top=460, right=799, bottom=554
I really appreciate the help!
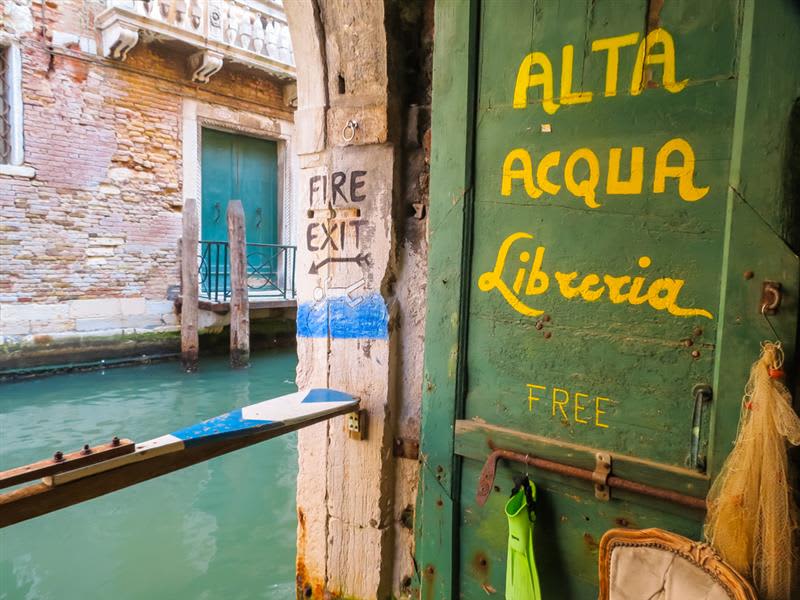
left=0, top=0, right=294, bottom=357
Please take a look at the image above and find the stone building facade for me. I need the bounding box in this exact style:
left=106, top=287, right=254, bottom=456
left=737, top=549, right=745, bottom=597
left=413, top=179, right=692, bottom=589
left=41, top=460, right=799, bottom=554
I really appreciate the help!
left=0, top=0, right=297, bottom=370
left=2, top=1, right=434, bottom=597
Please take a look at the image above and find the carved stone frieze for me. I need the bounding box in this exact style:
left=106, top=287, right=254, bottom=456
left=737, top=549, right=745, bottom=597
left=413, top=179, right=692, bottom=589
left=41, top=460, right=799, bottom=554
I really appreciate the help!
left=95, top=0, right=295, bottom=81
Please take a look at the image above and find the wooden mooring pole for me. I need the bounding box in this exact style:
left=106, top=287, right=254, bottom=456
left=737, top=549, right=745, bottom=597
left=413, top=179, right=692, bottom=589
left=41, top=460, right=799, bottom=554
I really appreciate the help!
left=227, top=200, right=250, bottom=368
left=180, top=199, right=199, bottom=372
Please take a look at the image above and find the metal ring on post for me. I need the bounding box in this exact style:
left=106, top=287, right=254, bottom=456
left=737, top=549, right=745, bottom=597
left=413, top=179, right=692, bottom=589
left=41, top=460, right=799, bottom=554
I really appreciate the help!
left=342, top=119, right=358, bottom=143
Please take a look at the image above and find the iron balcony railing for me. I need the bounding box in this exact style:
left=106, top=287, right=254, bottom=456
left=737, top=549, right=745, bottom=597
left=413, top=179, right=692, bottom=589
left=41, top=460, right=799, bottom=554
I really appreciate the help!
left=199, top=240, right=296, bottom=302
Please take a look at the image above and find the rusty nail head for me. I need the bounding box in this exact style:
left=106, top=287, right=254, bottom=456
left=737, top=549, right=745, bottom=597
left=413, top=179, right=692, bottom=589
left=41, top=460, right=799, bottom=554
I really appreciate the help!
left=543, top=331, right=552, bottom=339
left=436, top=499, right=443, bottom=507
left=436, top=465, right=444, bottom=473
left=535, top=322, right=543, bottom=330
left=111, top=436, right=120, bottom=447
left=693, top=327, right=703, bottom=337
left=53, top=451, right=64, bottom=462
left=683, top=339, right=693, bottom=347
left=691, top=350, right=701, bottom=359
left=426, top=565, right=435, bottom=576
left=542, top=314, right=551, bottom=322
left=744, top=270, right=754, bottom=280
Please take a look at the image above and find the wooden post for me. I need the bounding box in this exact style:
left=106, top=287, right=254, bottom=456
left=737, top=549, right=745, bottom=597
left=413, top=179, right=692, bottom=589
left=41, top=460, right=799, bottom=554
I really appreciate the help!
left=227, top=200, right=250, bottom=368
left=180, top=199, right=199, bottom=372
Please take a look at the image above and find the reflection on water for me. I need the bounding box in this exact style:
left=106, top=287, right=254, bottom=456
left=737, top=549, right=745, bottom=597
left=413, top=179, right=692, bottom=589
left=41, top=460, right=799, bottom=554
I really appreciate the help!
left=0, top=350, right=299, bottom=599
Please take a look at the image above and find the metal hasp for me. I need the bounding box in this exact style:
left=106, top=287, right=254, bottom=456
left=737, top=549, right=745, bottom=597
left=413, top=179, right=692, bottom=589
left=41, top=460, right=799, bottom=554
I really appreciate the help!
left=475, top=448, right=706, bottom=510
left=593, top=452, right=611, bottom=501
left=690, top=384, right=713, bottom=471
left=760, top=281, right=782, bottom=315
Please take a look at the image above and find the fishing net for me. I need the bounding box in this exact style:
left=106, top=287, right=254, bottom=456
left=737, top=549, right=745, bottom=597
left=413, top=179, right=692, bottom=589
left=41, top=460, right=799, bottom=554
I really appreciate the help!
left=704, top=342, right=800, bottom=600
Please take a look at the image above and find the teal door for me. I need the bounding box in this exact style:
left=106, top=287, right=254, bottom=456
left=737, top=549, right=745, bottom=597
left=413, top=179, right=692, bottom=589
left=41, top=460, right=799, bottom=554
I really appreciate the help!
left=201, top=128, right=278, bottom=245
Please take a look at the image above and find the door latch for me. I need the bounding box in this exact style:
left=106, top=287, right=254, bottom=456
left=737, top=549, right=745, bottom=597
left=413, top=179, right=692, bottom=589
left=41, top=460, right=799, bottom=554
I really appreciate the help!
left=690, top=384, right=713, bottom=472
left=593, top=452, right=611, bottom=501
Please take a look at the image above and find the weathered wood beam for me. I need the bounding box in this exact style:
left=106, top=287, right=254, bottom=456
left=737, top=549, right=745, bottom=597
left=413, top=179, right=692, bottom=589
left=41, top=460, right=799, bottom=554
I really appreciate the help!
left=181, top=198, right=200, bottom=372
left=227, top=200, right=250, bottom=368
left=0, top=412, right=348, bottom=528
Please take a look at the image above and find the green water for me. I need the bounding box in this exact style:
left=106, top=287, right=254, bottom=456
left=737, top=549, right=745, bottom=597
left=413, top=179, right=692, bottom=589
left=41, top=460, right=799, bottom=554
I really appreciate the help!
left=0, top=350, right=299, bottom=599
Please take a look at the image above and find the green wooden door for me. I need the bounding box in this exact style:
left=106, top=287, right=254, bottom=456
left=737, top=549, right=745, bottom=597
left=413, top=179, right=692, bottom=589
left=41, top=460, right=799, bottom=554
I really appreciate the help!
left=201, top=128, right=278, bottom=245
left=417, top=1, right=800, bottom=598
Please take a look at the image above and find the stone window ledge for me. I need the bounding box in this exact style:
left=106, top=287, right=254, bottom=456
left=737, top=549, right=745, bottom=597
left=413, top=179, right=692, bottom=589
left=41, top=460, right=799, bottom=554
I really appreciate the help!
left=0, top=164, right=35, bottom=178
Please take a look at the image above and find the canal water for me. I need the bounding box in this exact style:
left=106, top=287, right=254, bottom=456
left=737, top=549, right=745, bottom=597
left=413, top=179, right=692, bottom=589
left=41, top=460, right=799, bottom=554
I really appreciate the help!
left=0, top=349, right=299, bottom=599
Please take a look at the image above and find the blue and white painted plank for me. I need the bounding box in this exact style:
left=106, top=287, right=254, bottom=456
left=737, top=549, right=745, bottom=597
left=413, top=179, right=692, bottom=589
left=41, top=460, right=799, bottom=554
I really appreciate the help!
left=47, top=389, right=357, bottom=486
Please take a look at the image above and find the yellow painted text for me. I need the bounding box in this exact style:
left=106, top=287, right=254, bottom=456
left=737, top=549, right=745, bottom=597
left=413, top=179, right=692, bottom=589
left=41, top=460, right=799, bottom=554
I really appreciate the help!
left=514, top=28, right=686, bottom=111
left=479, top=232, right=713, bottom=320
left=500, top=138, right=709, bottom=207
left=527, top=383, right=611, bottom=428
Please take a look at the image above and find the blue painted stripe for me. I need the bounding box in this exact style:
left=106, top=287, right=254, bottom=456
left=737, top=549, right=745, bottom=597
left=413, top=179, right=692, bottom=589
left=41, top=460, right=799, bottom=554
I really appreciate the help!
left=297, top=294, right=388, bottom=340
left=170, top=409, right=275, bottom=444
left=303, top=389, right=354, bottom=404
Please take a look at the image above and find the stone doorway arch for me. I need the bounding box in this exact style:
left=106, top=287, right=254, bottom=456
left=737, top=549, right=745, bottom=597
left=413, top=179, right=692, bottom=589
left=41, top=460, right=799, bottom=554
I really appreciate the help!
left=282, top=2, right=432, bottom=598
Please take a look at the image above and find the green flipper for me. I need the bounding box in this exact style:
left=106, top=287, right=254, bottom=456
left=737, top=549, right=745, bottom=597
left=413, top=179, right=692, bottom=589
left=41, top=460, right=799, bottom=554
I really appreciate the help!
left=505, top=478, right=541, bottom=600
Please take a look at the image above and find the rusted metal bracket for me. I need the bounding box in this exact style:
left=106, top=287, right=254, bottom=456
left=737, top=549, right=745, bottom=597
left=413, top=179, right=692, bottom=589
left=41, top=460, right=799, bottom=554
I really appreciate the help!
left=760, top=281, right=782, bottom=315
left=593, top=452, right=611, bottom=501
left=393, top=437, right=420, bottom=460
left=475, top=448, right=706, bottom=510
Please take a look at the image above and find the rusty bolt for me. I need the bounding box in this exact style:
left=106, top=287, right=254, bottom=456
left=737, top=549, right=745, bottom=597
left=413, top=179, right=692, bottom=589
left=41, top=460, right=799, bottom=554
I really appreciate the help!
left=426, top=565, right=435, bottom=576
left=542, top=314, right=551, bottom=322
left=691, top=350, right=701, bottom=359
left=53, top=451, right=64, bottom=462
left=543, top=331, right=552, bottom=339
left=744, top=270, right=754, bottom=280
left=111, top=436, right=120, bottom=447
left=436, top=499, right=443, bottom=507
left=535, top=321, right=543, bottom=330
left=692, top=327, right=703, bottom=337
left=683, top=339, right=693, bottom=347
left=81, top=444, right=91, bottom=455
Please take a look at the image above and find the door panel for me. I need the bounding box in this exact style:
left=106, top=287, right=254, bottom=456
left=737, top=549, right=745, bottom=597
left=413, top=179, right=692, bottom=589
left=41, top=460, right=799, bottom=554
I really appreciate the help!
left=201, top=128, right=236, bottom=242
left=237, top=134, right=278, bottom=246
left=466, top=0, right=739, bottom=468
left=201, top=128, right=278, bottom=246
left=459, top=0, right=742, bottom=596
